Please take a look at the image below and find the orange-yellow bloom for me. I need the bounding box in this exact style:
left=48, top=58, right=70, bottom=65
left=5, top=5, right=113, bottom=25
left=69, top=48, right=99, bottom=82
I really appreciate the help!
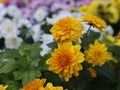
left=81, top=14, right=106, bottom=32
left=21, top=78, right=46, bottom=90
left=21, top=78, right=63, bottom=90
left=85, top=40, right=111, bottom=66
left=50, top=17, right=84, bottom=43
left=40, top=83, right=63, bottom=90
left=46, top=42, right=84, bottom=81
left=0, top=85, right=8, bottom=90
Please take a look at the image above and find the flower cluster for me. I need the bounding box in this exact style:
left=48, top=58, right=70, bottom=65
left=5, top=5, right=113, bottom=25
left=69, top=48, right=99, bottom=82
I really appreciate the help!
left=0, top=0, right=120, bottom=90
left=46, top=15, right=111, bottom=82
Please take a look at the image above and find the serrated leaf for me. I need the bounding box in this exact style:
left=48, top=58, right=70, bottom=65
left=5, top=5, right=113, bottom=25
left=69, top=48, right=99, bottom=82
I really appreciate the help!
left=39, top=54, right=51, bottom=70
left=6, top=80, right=21, bottom=90
left=3, top=49, right=20, bottom=59
left=13, top=69, right=25, bottom=80
left=30, top=43, right=42, bottom=58
left=0, top=59, right=17, bottom=73
left=22, top=69, right=41, bottom=85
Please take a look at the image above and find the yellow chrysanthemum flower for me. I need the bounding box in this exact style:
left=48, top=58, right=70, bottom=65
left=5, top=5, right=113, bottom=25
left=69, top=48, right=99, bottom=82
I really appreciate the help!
left=0, top=85, right=8, bottom=90
left=50, top=17, right=84, bottom=43
left=85, top=40, right=111, bottom=67
left=87, top=67, right=97, bottom=78
left=46, top=42, right=84, bottom=81
left=81, top=14, right=106, bottom=32
left=21, top=78, right=63, bottom=90
left=78, top=5, right=89, bottom=13
left=40, top=83, right=63, bottom=90
left=105, top=6, right=119, bottom=24
left=21, top=78, right=46, bottom=90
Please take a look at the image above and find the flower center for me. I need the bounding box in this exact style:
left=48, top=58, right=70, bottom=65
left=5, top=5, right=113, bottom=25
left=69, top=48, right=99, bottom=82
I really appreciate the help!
left=59, top=55, right=71, bottom=67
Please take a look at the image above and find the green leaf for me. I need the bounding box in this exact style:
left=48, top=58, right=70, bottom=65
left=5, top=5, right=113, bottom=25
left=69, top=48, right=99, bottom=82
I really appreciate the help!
left=47, top=42, right=57, bottom=50
left=95, top=63, right=115, bottom=82
left=30, top=43, right=42, bottom=58
left=13, top=69, right=25, bottom=80
left=115, top=65, right=120, bottom=82
left=81, top=31, right=100, bottom=50
left=43, top=71, right=62, bottom=85
left=0, top=59, right=17, bottom=73
left=19, top=43, right=31, bottom=56
left=117, top=82, right=120, bottom=90
left=2, top=49, right=20, bottom=59
left=108, top=45, right=120, bottom=62
left=39, top=54, right=51, bottom=70
left=21, top=69, right=41, bottom=85
left=6, top=80, right=21, bottom=90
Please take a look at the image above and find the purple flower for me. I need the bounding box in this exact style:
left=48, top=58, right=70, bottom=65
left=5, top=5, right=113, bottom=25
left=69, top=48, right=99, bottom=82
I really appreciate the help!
left=5, top=0, right=26, bottom=8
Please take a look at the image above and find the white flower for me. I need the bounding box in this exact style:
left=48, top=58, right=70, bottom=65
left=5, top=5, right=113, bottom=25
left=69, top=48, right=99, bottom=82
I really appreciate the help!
left=5, top=36, right=23, bottom=49
left=71, top=12, right=82, bottom=19
left=104, top=25, right=114, bottom=35
left=46, top=10, right=73, bottom=24
left=41, top=33, right=54, bottom=44
left=0, top=26, right=2, bottom=38
left=12, top=14, right=22, bottom=24
left=40, top=43, right=51, bottom=56
left=0, top=7, right=7, bottom=22
left=17, top=18, right=32, bottom=28
left=82, top=22, right=99, bottom=34
left=34, top=8, right=47, bottom=22
left=7, top=5, right=21, bottom=18
left=31, top=24, right=42, bottom=42
left=0, top=3, right=4, bottom=10
left=0, top=19, right=19, bottom=38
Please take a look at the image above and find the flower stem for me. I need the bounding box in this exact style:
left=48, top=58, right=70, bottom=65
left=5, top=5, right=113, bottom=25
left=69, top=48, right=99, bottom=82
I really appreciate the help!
left=86, top=25, right=92, bottom=36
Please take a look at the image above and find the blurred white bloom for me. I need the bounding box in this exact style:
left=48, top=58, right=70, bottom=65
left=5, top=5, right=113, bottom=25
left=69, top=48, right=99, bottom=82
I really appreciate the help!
left=0, top=19, right=19, bottom=38
left=12, top=14, right=22, bottom=24
left=71, top=12, right=82, bottom=19
left=31, top=24, right=42, bottom=42
left=0, top=8, right=7, bottom=22
left=46, top=10, right=72, bottom=24
left=7, top=5, right=21, bottom=18
left=17, top=18, right=32, bottom=28
left=104, top=25, right=114, bottom=35
left=41, top=34, right=54, bottom=44
left=0, top=3, right=4, bottom=10
left=0, top=49, right=5, bottom=53
left=5, top=36, right=23, bottom=49
left=0, top=26, right=2, bottom=38
left=40, top=43, right=51, bottom=56
left=34, top=8, right=47, bottom=22
left=82, top=22, right=99, bottom=34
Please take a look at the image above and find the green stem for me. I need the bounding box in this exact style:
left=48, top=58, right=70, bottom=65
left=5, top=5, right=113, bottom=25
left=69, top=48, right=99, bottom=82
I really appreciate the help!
left=86, top=25, right=92, bottom=36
